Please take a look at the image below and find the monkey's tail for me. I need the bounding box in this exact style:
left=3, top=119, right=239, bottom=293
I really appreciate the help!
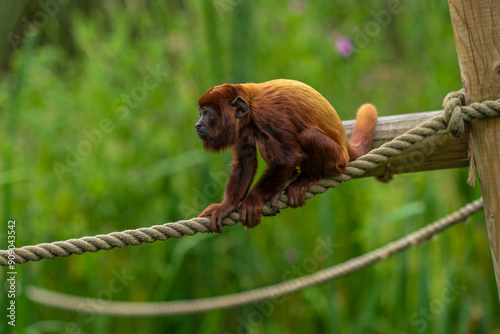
left=349, top=103, right=377, bottom=160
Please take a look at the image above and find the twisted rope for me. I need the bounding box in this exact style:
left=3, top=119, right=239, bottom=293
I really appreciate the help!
left=26, top=198, right=483, bottom=316
left=1, top=91, right=499, bottom=266
left=443, top=90, right=500, bottom=138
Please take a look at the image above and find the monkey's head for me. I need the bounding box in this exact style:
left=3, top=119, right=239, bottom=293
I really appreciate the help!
left=195, top=84, right=250, bottom=151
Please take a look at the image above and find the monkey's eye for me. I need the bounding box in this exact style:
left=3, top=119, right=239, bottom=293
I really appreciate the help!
left=204, top=111, right=211, bottom=119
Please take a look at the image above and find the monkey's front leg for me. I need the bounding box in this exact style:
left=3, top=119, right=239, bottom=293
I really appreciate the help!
left=240, top=163, right=298, bottom=228
left=199, top=144, right=257, bottom=233
left=199, top=202, right=237, bottom=232
left=269, top=170, right=299, bottom=214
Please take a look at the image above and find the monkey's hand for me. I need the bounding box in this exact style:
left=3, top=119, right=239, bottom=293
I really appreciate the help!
left=239, top=193, right=265, bottom=229
left=199, top=202, right=236, bottom=233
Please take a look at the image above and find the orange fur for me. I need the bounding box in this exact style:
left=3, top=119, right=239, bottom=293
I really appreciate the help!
left=349, top=103, right=378, bottom=159
left=195, top=79, right=378, bottom=231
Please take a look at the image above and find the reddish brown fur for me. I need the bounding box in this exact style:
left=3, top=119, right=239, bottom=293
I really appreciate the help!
left=196, top=79, right=377, bottom=232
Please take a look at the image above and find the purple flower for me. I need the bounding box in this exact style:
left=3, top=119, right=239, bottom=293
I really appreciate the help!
left=334, top=35, right=354, bottom=58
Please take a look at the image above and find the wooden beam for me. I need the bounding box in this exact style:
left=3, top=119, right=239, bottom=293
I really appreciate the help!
left=448, top=0, right=500, bottom=299
left=343, top=111, right=469, bottom=178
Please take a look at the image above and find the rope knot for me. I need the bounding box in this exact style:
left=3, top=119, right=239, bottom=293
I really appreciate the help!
left=443, top=90, right=467, bottom=138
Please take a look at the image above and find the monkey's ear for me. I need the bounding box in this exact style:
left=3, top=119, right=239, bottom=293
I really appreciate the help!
left=230, top=96, right=249, bottom=118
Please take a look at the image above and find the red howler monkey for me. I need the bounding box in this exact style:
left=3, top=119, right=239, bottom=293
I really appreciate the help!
left=195, top=79, right=377, bottom=233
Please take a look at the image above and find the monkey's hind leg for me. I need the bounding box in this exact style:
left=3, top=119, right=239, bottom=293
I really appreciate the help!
left=287, top=129, right=348, bottom=208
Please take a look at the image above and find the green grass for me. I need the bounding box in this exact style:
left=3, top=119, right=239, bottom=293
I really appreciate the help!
left=0, top=1, right=498, bottom=333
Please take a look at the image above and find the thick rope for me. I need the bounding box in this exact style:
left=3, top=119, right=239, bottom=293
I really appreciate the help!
left=442, top=90, right=500, bottom=138
left=1, top=91, right=499, bottom=266
left=26, top=198, right=483, bottom=316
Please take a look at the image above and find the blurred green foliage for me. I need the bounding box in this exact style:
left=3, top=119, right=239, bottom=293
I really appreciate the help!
left=0, top=0, right=498, bottom=333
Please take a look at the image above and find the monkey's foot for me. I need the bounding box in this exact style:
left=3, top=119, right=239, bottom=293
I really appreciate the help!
left=240, top=194, right=264, bottom=228
left=286, top=177, right=315, bottom=208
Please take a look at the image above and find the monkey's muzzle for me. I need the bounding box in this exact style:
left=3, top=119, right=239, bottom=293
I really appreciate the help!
left=195, top=122, right=208, bottom=140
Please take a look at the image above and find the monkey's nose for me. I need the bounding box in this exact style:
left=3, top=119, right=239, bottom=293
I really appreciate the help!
left=195, top=122, right=201, bottom=130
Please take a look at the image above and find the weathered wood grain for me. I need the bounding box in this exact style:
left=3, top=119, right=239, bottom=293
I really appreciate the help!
left=448, top=0, right=500, bottom=299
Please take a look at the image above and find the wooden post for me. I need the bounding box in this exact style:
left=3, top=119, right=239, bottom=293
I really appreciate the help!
left=448, top=0, right=500, bottom=299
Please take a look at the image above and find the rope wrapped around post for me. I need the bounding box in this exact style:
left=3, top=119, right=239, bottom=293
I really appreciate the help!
left=443, top=90, right=500, bottom=138
left=1, top=91, right=499, bottom=266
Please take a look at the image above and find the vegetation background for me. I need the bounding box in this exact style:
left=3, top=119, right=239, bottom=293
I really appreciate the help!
left=0, top=0, right=498, bottom=333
